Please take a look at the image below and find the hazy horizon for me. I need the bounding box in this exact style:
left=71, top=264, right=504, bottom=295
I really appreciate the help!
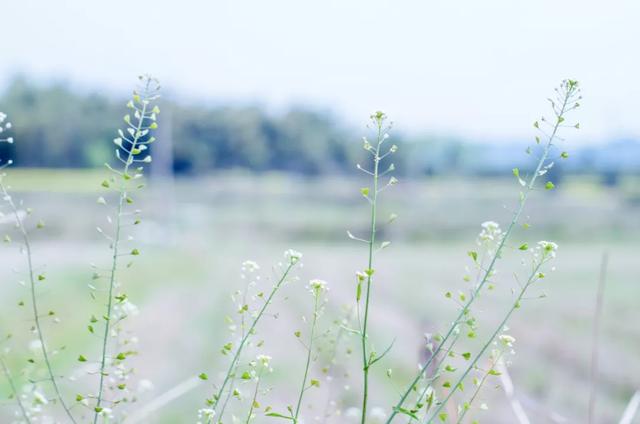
left=2, top=0, right=640, bottom=144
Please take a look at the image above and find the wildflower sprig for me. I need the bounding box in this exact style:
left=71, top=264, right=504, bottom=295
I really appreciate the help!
left=0, top=113, right=78, bottom=423
left=291, top=279, right=328, bottom=422
left=386, top=79, right=581, bottom=423
left=90, top=75, right=161, bottom=423
left=214, top=259, right=263, bottom=420
left=243, top=354, right=273, bottom=423
left=203, top=250, right=302, bottom=423
left=454, top=345, right=509, bottom=424
left=426, top=241, right=559, bottom=423
left=351, top=111, right=398, bottom=424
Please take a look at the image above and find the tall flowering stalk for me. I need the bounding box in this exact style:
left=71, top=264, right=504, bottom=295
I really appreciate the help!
left=350, top=111, right=398, bottom=424
left=386, top=79, right=581, bottom=423
left=90, top=76, right=161, bottom=423
left=0, top=113, right=77, bottom=423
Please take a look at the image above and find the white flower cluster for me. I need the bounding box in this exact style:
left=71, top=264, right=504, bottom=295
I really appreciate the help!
left=309, top=279, right=328, bottom=296
left=284, top=249, right=302, bottom=265
left=498, top=334, right=516, bottom=347
left=249, top=354, right=273, bottom=374
left=197, top=407, right=216, bottom=424
left=477, top=221, right=503, bottom=244
left=536, top=240, right=559, bottom=259
left=241, top=260, right=260, bottom=273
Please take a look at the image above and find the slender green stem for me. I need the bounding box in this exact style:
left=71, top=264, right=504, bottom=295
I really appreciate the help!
left=360, top=120, right=384, bottom=424
left=218, top=278, right=253, bottom=420
left=454, top=351, right=504, bottom=424
left=94, top=100, right=148, bottom=423
left=245, top=369, right=263, bottom=424
left=386, top=83, right=576, bottom=424
left=294, top=294, right=320, bottom=422
left=425, top=261, right=544, bottom=423
left=211, top=262, right=296, bottom=423
left=0, top=183, right=77, bottom=423
left=1, top=355, right=32, bottom=424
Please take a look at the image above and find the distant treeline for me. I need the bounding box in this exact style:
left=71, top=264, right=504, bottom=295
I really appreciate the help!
left=1, top=77, right=638, bottom=178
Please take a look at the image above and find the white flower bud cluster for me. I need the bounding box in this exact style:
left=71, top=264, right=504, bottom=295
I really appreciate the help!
left=309, top=279, right=329, bottom=297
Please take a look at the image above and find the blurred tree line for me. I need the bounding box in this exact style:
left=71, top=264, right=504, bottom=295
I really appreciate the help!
left=1, top=77, right=638, bottom=179
left=0, top=77, right=365, bottom=175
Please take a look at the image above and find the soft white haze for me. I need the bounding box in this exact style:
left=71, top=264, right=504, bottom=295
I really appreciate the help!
left=2, top=0, right=639, bottom=142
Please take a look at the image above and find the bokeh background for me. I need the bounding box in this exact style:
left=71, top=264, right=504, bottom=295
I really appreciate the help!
left=0, top=1, right=639, bottom=423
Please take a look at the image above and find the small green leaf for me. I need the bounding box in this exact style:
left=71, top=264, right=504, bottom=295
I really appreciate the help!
left=198, top=373, right=208, bottom=380
left=545, top=181, right=555, bottom=190
left=265, top=412, right=294, bottom=420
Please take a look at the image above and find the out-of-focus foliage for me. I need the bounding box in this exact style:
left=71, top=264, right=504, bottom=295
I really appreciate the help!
left=0, top=76, right=366, bottom=176
left=1, top=76, right=639, bottom=179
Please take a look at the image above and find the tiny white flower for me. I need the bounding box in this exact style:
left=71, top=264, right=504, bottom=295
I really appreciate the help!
left=499, top=334, right=516, bottom=347
left=33, top=391, right=48, bottom=405
left=241, top=260, right=260, bottom=272
left=309, top=279, right=328, bottom=296
left=477, top=221, right=503, bottom=244
left=537, top=240, right=559, bottom=258
left=284, top=249, right=302, bottom=264
left=121, top=300, right=139, bottom=316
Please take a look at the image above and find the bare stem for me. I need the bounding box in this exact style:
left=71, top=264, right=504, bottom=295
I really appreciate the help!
left=588, top=252, right=608, bottom=424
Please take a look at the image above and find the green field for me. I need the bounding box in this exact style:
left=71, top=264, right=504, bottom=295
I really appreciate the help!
left=0, top=169, right=638, bottom=423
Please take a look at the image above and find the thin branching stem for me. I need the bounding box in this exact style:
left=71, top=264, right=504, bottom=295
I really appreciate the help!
left=386, top=81, right=578, bottom=423
left=425, top=260, right=545, bottom=423
left=454, top=350, right=504, bottom=424
left=294, top=293, right=320, bottom=422
left=245, top=369, right=263, bottom=424
left=0, top=183, right=77, bottom=423
left=1, top=355, right=32, bottom=424
left=211, top=261, right=297, bottom=423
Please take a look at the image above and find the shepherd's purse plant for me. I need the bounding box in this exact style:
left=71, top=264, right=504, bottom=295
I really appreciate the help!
left=0, top=78, right=583, bottom=424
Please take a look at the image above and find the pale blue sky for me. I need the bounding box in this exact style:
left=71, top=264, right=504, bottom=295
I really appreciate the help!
left=2, top=0, right=639, bottom=142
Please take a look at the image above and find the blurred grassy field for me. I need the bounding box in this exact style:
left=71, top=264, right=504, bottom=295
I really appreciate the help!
left=0, top=169, right=638, bottom=423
